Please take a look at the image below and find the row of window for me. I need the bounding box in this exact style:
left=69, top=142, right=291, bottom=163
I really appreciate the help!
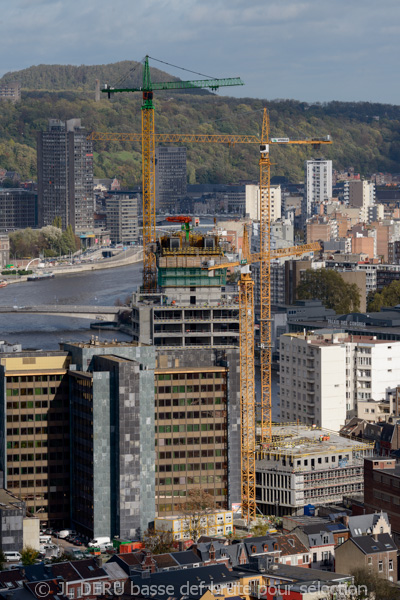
left=8, top=452, right=67, bottom=462
left=157, top=423, right=224, bottom=433
left=156, top=475, right=225, bottom=486
left=157, top=411, right=225, bottom=420
left=7, top=375, right=64, bottom=383
left=157, top=435, right=226, bottom=446
left=157, top=462, right=225, bottom=472
left=156, top=385, right=225, bottom=394
left=158, top=449, right=225, bottom=459
left=157, top=372, right=218, bottom=381
left=7, top=389, right=66, bottom=399
left=157, top=397, right=225, bottom=407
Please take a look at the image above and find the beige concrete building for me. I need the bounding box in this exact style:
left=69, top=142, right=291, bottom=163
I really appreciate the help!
left=245, top=183, right=281, bottom=221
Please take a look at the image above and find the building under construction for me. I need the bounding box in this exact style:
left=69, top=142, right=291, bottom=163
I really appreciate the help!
left=256, top=425, right=374, bottom=517
left=132, top=229, right=240, bottom=348
left=131, top=226, right=242, bottom=516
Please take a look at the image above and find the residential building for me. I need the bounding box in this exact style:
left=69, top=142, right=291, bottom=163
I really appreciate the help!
left=335, top=533, right=397, bottom=582
left=302, top=158, right=332, bottom=222
left=306, top=215, right=337, bottom=243
left=255, top=425, right=373, bottom=516
left=155, top=146, right=187, bottom=212
left=346, top=179, right=375, bottom=222
left=37, top=119, right=94, bottom=232
left=363, top=457, right=400, bottom=542
left=105, top=194, right=139, bottom=245
left=0, top=351, right=71, bottom=527
left=281, top=331, right=400, bottom=423
left=293, top=522, right=349, bottom=571
left=0, top=188, right=37, bottom=230
left=154, top=510, right=234, bottom=540
left=245, top=184, right=282, bottom=221
left=0, top=82, right=21, bottom=103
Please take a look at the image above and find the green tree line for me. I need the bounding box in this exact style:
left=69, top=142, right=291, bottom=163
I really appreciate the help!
left=0, top=63, right=400, bottom=186
left=10, top=222, right=80, bottom=259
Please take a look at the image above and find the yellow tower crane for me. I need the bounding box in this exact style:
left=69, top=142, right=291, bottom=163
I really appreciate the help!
left=208, top=242, right=321, bottom=520
left=88, top=109, right=332, bottom=520
left=101, top=56, right=243, bottom=290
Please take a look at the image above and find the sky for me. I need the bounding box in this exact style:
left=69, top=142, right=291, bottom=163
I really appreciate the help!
left=1, top=0, right=400, bottom=104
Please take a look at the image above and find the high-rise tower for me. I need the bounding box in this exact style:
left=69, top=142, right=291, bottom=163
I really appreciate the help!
left=37, top=119, right=94, bottom=232
left=155, top=146, right=187, bottom=212
left=302, top=158, right=332, bottom=223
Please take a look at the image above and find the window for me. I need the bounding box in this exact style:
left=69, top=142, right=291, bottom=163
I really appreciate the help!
left=389, top=559, right=393, bottom=571
left=378, top=560, right=383, bottom=572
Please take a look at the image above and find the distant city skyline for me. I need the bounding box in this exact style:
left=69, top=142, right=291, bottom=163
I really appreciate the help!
left=1, top=0, right=400, bottom=105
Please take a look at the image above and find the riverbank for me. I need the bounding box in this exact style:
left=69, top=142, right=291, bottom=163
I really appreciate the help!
left=3, top=248, right=143, bottom=285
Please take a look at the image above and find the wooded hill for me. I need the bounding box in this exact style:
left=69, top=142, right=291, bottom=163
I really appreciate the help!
left=0, top=62, right=400, bottom=187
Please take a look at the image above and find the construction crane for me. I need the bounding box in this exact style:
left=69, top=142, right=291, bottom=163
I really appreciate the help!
left=209, top=241, right=321, bottom=521
left=165, top=216, right=192, bottom=242
left=88, top=109, right=332, bottom=520
left=101, top=55, right=243, bottom=290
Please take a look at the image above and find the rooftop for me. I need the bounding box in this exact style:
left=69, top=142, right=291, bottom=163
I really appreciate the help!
left=256, top=424, right=373, bottom=466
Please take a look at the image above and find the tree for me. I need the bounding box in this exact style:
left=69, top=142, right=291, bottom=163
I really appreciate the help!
left=21, top=545, right=39, bottom=565
left=0, top=549, right=5, bottom=571
left=296, top=269, right=360, bottom=314
left=352, top=567, right=400, bottom=600
left=179, top=489, right=216, bottom=542
left=367, top=279, right=400, bottom=312
left=143, top=529, right=174, bottom=555
left=52, top=216, right=62, bottom=229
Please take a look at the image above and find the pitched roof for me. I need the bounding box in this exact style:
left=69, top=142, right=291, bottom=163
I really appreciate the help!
left=348, top=512, right=389, bottom=537
left=172, top=550, right=201, bottom=566
left=351, top=533, right=396, bottom=555
left=71, top=558, right=107, bottom=580
left=130, top=564, right=240, bottom=600
left=273, top=534, right=309, bottom=556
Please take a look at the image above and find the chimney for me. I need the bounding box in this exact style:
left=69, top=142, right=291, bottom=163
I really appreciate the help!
left=209, top=542, right=216, bottom=562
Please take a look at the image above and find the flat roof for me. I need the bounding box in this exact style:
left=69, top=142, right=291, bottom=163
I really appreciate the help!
left=257, top=424, right=373, bottom=462
left=155, top=367, right=227, bottom=374
left=0, top=489, right=25, bottom=511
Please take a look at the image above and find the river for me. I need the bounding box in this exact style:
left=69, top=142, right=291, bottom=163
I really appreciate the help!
left=0, top=263, right=143, bottom=350
left=0, top=263, right=280, bottom=419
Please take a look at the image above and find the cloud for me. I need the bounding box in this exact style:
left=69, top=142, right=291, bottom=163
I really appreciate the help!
left=1, top=0, right=400, bottom=103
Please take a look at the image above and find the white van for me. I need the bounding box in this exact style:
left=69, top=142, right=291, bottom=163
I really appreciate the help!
left=58, top=530, right=72, bottom=539
left=40, top=535, right=52, bottom=544
left=4, top=551, right=22, bottom=562
left=88, top=536, right=110, bottom=548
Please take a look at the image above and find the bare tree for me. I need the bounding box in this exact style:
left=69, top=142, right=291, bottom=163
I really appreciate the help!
left=180, top=489, right=216, bottom=542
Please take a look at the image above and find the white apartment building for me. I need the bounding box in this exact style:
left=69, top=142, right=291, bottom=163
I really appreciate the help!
left=279, top=331, right=400, bottom=430
left=245, top=184, right=281, bottom=221
left=302, top=159, right=332, bottom=221
left=279, top=332, right=346, bottom=431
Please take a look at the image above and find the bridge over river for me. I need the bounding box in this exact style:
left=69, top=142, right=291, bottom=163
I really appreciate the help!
left=0, top=305, right=127, bottom=321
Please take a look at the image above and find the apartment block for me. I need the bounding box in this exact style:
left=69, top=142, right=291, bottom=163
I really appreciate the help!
left=37, top=119, right=94, bottom=232
left=245, top=184, right=282, bottom=221
left=302, top=158, right=332, bottom=222
left=280, top=331, right=400, bottom=426
left=346, top=179, right=375, bottom=223
left=255, top=425, right=373, bottom=517
left=105, top=194, right=138, bottom=245
left=0, top=351, right=71, bottom=527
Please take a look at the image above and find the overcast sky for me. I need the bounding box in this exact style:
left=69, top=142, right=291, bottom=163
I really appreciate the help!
left=1, top=0, right=400, bottom=104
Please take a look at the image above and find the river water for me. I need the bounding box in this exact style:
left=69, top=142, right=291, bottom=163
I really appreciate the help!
left=0, top=264, right=143, bottom=350
left=0, top=263, right=280, bottom=418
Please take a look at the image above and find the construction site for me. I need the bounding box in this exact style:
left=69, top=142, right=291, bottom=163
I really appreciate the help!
left=97, top=56, right=337, bottom=523
left=255, top=425, right=375, bottom=517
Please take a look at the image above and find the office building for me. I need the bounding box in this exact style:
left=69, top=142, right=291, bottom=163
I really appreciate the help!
left=302, top=159, right=332, bottom=222
left=105, top=195, right=139, bottom=245
left=0, top=188, right=37, bottom=230
left=64, top=341, right=156, bottom=540
left=0, top=351, right=71, bottom=527
left=37, top=119, right=94, bottom=232
left=255, top=424, right=373, bottom=517
left=155, top=147, right=187, bottom=212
